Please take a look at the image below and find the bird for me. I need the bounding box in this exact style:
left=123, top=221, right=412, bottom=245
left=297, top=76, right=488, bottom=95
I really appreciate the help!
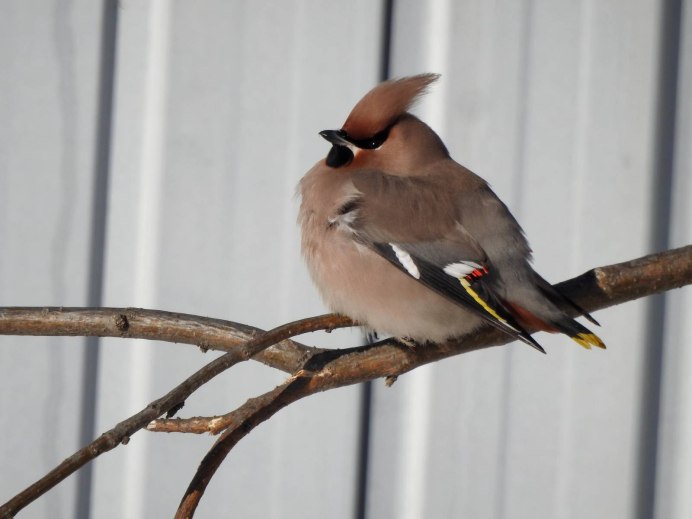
left=298, top=73, right=605, bottom=353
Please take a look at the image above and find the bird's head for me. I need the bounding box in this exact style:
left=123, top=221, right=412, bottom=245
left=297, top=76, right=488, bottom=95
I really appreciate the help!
left=319, top=73, right=449, bottom=174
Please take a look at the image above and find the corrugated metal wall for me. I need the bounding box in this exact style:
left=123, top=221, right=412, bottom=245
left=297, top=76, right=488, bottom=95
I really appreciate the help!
left=0, top=1, right=689, bottom=518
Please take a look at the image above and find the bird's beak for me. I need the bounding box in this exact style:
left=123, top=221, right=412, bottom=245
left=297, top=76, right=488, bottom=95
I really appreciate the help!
left=320, top=129, right=355, bottom=168
left=319, top=129, right=351, bottom=147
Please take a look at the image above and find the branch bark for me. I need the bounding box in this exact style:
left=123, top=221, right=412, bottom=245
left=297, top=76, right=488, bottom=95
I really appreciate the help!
left=0, top=307, right=325, bottom=374
left=0, top=245, right=690, bottom=518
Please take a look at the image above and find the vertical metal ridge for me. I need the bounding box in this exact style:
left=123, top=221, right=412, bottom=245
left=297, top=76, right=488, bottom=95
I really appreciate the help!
left=636, top=1, right=683, bottom=518
left=354, top=373, right=374, bottom=519
left=76, top=1, right=119, bottom=517
left=379, top=0, right=394, bottom=82
left=354, top=5, right=395, bottom=517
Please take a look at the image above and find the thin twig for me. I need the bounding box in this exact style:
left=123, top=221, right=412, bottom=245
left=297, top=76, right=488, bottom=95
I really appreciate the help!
left=0, top=315, right=353, bottom=519
left=174, top=375, right=309, bottom=519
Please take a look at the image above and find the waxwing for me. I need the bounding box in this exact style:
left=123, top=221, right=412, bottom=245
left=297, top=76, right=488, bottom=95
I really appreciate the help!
left=298, top=74, right=604, bottom=353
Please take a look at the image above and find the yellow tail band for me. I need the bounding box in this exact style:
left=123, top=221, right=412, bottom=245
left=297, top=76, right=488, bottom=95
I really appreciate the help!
left=572, top=332, right=606, bottom=350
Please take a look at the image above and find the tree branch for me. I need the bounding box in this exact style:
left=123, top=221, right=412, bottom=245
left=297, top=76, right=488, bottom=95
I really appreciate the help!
left=0, top=245, right=690, bottom=518
left=171, top=246, right=692, bottom=517
left=0, top=315, right=352, bottom=519
left=0, top=307, right=327, bottom=374
left=1, top=245, right=689, bottom=376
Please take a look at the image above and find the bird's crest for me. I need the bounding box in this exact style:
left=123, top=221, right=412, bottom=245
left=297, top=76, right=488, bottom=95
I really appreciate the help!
left=342, top=73, right=439, bottom=140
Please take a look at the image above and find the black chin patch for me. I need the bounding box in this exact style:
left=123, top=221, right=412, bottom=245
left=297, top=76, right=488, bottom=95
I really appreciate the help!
left=326, top=145, right=353, bottom=168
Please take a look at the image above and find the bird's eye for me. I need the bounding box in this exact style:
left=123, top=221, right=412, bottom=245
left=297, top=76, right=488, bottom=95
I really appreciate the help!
left=350, top=127, right=391, bottom=150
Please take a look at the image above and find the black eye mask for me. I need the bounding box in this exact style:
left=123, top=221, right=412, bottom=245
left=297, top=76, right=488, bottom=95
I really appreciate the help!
left=322, top=125, right=392, bottom=168
left=347, top=127, right=391, bottom=150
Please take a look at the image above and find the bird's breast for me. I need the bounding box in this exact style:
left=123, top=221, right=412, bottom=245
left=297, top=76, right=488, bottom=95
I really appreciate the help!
left=299, top=216, right=484, bottom=342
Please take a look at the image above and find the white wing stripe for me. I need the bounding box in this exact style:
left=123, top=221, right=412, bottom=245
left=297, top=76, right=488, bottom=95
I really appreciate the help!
left=390, top=244, right=421, bottom=279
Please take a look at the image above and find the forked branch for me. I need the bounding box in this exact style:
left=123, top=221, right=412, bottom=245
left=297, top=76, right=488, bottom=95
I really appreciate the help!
left=0, top=245, right=690, bottom=518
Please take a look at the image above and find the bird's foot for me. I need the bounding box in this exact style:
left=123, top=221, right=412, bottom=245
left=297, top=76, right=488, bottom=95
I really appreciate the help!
left=396, top=336, right=420, bottom=349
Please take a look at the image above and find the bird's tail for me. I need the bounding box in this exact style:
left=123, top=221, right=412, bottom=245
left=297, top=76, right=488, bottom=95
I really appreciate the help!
left=548, top=316, right=606, bottom=350
left=526, top=274, right=606, bottom=349
left=506, top=301, right=606, bottom=350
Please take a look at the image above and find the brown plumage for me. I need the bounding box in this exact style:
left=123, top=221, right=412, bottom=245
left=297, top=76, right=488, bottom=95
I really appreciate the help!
left=298, top=74, right=605, bottom=352
left=342, top=73, right=439, bottom=140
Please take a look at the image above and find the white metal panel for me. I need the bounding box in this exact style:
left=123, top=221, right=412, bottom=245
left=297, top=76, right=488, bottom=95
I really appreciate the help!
left=1, top=2, right=689, bottom=518
left=497, top=2, right=659, bottom=518
left=656, top=1, right=692, bottom=517
left=368, top=1, right=664, bottom=518
left=0, top=2, right=103, bottom=518
left=91, top=1, right=382, bottom=518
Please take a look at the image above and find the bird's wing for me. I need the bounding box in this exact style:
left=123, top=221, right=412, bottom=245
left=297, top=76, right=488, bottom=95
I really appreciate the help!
left=337, top=171, right=545, bottom=352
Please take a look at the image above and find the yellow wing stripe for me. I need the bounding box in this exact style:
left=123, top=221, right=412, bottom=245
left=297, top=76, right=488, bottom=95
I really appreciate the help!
left=572, top=333, right=606, bottom=350
left=459, top=278, right=507, bottom=324
left=460, top=279, right=605, bottom=350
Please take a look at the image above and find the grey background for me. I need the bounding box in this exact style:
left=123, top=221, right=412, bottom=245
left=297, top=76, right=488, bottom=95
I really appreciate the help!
left=1, top=1, right=690, bottom=518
